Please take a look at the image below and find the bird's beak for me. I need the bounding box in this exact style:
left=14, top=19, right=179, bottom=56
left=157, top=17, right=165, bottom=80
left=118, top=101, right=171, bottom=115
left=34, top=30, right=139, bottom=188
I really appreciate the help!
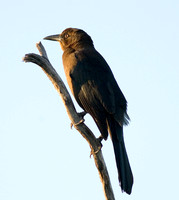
left=44, top=34, right=62, bottom=42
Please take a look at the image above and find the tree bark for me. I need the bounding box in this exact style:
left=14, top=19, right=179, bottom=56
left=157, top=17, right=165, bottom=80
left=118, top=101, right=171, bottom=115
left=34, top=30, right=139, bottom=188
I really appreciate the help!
left=23, top=42, right=115, bottom=200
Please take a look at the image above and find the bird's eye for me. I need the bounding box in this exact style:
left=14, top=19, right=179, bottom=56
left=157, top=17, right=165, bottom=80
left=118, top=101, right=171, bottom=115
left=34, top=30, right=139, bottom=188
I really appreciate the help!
left=65, top=34, right=69, bottom=39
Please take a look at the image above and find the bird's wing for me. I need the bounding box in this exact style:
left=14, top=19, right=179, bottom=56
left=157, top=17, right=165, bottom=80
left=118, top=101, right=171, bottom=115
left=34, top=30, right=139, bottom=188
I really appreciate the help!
left=70, top=48, right=129, bottom=127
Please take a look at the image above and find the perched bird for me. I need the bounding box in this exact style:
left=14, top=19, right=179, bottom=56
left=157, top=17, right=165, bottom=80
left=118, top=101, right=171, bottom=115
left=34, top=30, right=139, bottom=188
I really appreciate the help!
left=44, top=28, right=133, bottom=194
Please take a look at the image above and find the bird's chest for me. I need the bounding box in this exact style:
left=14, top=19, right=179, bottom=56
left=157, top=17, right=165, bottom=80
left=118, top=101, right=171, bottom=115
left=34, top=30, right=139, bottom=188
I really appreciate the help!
left=62, top=52, right=78, bottom=95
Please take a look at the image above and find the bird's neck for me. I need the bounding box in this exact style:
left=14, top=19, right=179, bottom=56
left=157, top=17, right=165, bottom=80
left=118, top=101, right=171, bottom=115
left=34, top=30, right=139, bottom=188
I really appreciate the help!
left=70, top=41, right=94, bottom=51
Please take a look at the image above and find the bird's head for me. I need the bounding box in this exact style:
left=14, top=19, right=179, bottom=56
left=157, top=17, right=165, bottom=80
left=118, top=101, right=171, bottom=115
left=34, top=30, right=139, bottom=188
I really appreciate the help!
left=44, top=28, right=93, bottom=51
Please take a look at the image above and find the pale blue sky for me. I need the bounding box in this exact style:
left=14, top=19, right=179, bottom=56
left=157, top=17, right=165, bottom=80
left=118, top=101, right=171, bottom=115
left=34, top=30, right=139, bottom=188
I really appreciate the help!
left=0, top=0, right=179, bottom=199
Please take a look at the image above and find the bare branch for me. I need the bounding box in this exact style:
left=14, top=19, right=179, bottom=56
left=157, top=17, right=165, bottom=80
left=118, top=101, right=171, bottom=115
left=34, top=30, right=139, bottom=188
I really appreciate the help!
left=23, top=42, right=115, bottom=200
left=36, top=41, right=48, bottom=58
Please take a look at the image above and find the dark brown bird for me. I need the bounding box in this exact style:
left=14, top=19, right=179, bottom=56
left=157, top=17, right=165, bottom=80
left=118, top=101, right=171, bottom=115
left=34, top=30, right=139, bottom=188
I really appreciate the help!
left=44, top=28, right=133, bottom=194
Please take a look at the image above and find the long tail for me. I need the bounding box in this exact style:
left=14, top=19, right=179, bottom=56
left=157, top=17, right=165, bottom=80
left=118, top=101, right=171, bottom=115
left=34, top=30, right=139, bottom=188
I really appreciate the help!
left=107, top=117, right=133, bottom=194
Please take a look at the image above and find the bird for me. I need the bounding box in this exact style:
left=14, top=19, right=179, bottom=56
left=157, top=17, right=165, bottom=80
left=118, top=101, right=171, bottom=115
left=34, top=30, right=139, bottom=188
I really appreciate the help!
left=44, top=28, right=133, bottom=194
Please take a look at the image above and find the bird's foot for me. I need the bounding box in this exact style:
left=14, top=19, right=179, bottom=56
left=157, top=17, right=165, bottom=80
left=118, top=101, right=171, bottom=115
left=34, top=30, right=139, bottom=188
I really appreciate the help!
left=97, top=135, right=103, bottom=144
left=89, top=136, right=103, bottom=158
left=70, top=118, right=84, bottom=129
left=70, top=111, right=86, bottom=129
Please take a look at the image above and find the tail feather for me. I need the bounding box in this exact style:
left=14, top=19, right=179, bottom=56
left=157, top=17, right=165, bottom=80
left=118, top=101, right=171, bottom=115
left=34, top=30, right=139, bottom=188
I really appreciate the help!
left=107, top=117, right=133, bottom=194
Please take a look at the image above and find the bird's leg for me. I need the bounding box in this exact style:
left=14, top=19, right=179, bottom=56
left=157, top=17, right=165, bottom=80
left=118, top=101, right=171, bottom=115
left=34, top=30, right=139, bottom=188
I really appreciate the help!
left=95, top=135, right=103, bottom=151
left=97, top=135, right=104, bottom=143
left=70, top=111, right=87, bottom=128
left=90, top=135, right=103, bottom=157
left=78, top=111, right=87, bottom=118
left=95, top=135, right=103, bottom=152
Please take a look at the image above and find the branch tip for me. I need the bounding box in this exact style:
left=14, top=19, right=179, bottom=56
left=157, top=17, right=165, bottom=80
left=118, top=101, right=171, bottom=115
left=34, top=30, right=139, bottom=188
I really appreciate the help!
left=36, top=41, right=48, bottom=59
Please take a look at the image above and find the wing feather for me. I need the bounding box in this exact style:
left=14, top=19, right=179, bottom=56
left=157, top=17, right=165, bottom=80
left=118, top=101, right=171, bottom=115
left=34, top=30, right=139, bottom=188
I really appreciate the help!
left=69, top=48, right=129, bottom=138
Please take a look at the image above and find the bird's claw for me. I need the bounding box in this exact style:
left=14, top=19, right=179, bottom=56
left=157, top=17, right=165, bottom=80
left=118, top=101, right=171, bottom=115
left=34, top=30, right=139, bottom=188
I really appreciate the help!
left=71, top=118, right=84, bottom=129
left=89, top=146, right=102, bottom=158
left=71, top=111, right=86, bottom=129
left=89, top=136, right=103, bottom=158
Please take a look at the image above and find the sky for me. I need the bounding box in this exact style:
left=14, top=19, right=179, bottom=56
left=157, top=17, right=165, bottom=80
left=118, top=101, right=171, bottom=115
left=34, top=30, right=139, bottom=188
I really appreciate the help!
left=0, top=0, right=179, bottom=199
